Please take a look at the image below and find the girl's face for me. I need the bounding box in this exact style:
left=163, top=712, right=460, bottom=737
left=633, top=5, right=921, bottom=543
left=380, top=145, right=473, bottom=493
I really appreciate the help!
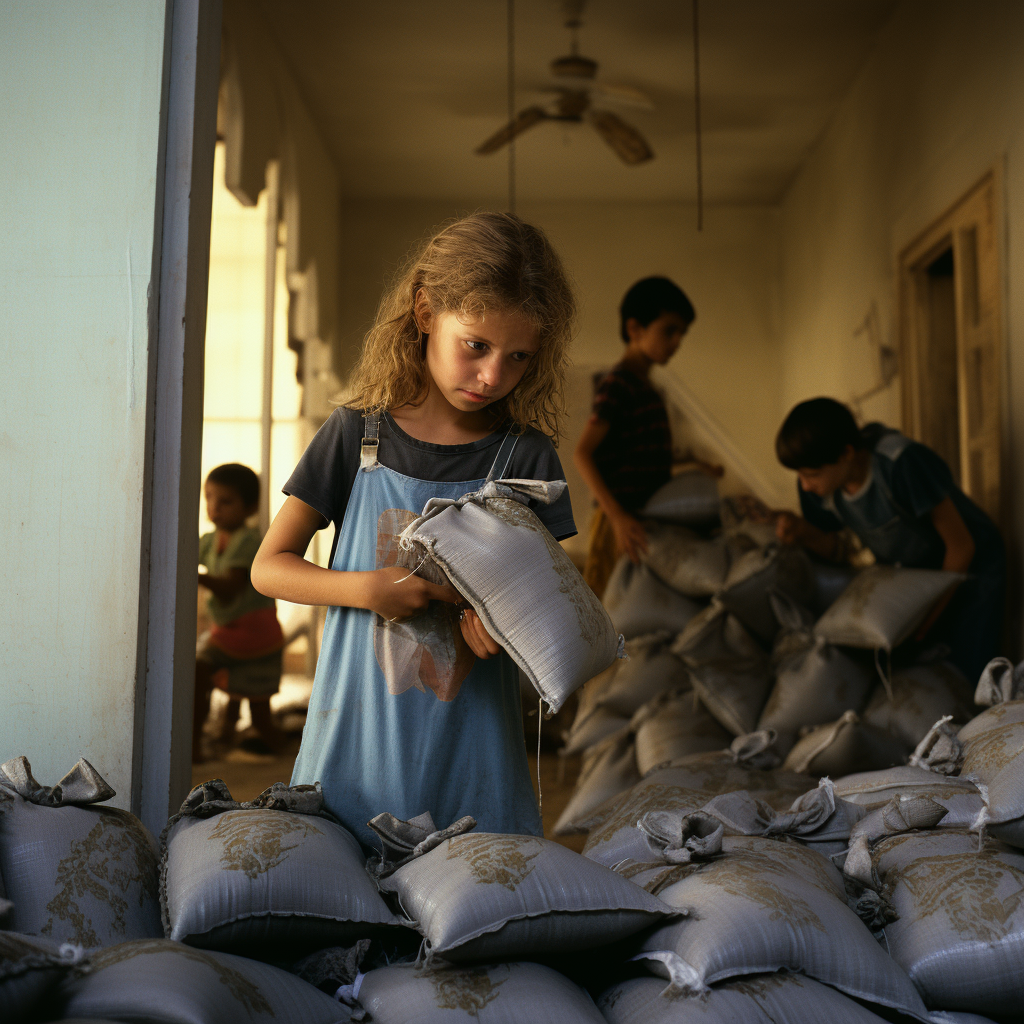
left=422, top=306, right=540, bottom=415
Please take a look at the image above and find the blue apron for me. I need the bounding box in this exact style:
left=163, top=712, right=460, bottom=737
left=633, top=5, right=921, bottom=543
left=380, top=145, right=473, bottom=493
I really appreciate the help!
left=291, top=414, right=542, bottom=849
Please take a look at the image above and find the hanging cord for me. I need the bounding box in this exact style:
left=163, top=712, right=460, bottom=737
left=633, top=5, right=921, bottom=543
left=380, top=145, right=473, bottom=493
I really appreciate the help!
left=692, top=0, right=703, bottom=231
left=507, top=0, right=517, bottom=215
left=874, top=647, right=894, bottom=701
left=536, top=695, right=543, bottom=821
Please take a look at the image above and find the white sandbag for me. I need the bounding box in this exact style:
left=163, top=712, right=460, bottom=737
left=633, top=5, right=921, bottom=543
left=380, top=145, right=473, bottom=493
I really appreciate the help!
left=862, top=661, right=974, bottom=749
left=641, top=524, right=731, bottom=597
left=375, top=831, right=676, bottom=962
left=782, top=711, right=908, bottom=776
left=596, top=633, right=690, bottom=717
left=53, top=938, right=346, bottom=1024
left=632, top=690, right=732, bottom=776
left=631, top=835, right=929, bottom=1020
left=814, top=565, right=965, bottom=651
left=358, top=960, right=606, bottom=1023
left=1, top=931, right=86, bottom=1023
left=717, top=544, right=815, bottom=645
left=674, top=604, right=772, bottom=736
left=162, top=783, right=404, bottom=957
left=402, top=480, right=621, bottom=713
left=0, top=758, right=161, bottom=950
left=561, top=705, right=630, bottom=757
left=604, top=560, right=705, bottom=639
left=808, top=559, right=858, bottom=615
left=867, top=829, right=1024, bottom=1016
left=553, top=729, right=640, bottom=836
left=598, top=971, right=901, bottom=1024
left=641, top=471, right=720, bottom=527
left=581, top=746, right=815, bottom=868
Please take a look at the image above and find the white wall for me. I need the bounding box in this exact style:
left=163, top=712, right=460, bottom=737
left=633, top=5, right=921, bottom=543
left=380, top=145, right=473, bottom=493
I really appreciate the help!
left=0, top=2, right=169, bottom=803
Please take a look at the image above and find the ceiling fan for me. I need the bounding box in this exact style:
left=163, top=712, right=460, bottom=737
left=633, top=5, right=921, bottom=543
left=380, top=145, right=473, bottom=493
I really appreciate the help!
left=475, top=1, right=655, bottom=166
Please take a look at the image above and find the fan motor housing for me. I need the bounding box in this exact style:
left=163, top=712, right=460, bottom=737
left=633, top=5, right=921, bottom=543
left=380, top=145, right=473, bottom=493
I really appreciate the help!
left=551, top=54, right=598, bottom=80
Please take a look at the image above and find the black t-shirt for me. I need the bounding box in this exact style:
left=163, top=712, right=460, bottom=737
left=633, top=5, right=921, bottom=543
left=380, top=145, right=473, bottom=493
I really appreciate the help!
left=284, top=407, right=577, bottom=563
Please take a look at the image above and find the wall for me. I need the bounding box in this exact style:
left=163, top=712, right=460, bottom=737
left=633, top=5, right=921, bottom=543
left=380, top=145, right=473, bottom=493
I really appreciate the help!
left=0, top=1, right=170, bottom=802
left=778, top=0, right=1024, bottom=640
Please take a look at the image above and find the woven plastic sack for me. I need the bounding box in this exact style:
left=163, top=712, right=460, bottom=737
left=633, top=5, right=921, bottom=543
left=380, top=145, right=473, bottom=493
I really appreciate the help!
left=631, top=834, right=929, bottom=1019
left=641, top=471, right=720, bottom=527
left=52, top=938, right=346, bottom=1024
left=814, top=565, right=965, bottom=650
left=641, top=524, right=730, bottom=597
left=866, top=830, right=1024, bottom=1016
left=598, top=971, right=901, bottom=1024
left=0, top=761, right=161, bottom=950
left=674, top=604, right=772, bottom=736
left=375, top=831, right=676, bottom=962
left=561, top=705, right=629, bottom=757
left=357, top=960, right=606, bottom=1023
left=1, top=931, right=86, bottom=1023
left=782, top=711, right=908, bottom=776
left=402, top=480, right=621, bottom=713
left=553, top=729, right=640, bottom=836
left=863, top=661, right=974, bottom=749
left=602, top=559, right=705, bottom=640
left=833, top=764, right=983, bottom=816
left=596, top=633, right=689, bottom=717
left=632, top=690, right=731, bottom=776
left=809, top=559, right=858, bottom=615
left=581, top=748, right=815, bottom=868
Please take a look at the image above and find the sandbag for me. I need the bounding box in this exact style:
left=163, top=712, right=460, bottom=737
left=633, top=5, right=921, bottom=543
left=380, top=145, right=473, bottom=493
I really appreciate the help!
left=402, top=480, right=621, bottom=713
left=375, top=831, right=676, bottom=962
left=867, top=830, right=1024, bottom=1016
left=631, top=835, right=929, bottom=1020
left=603, top=559, right=706, bottom=640
left=561, top=705, right=630, bottom=757
left=833, top=764, right=983, bottom=819
left=357, top=960, right=606, bottom=1023
left=719, top=497, right=779, bottom=550
left=162, top=783, right=403, bottom=958
left=553, top=729, right=640, bottom=836
left=641, top=471, right=720, bottom=527
left=674, top=605, right=772, bottom=736
left=598, top=971, right=901, bottom=1024
left=581, top=747, right=815, bottom=869
left=1, top=931, right=86, bottom=1024
left=52, top=938, right=346, bottom=1024
left=571, top=662, right=621, bottom=730
left=847, top=791, right=953, bottom=846
left=632, top=690, right=731, bottom=776
left=0, top=759, right=161, bottom=950
left=596, top=633, right=689, bottom=717
left=782, top=711, right=908, bottom=776
left=808, top=559, right=858, bottom=616
left=641, top=524, right=730, bottom=597
left=814, top=565, right=965, bottom=651
left=862, top=660, right=974, bottom=749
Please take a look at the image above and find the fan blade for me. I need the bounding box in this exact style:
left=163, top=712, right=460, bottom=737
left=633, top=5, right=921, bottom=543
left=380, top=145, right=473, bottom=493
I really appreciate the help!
left=592, top=81, right=655, bottom=110
left=591, top=110, right=654, bottom=165
left=475, top=106, right=548, bottom=155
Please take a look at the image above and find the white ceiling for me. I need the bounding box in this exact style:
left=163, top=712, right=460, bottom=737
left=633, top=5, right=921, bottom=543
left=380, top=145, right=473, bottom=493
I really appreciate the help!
left=257, top=0, right=898, bottom=204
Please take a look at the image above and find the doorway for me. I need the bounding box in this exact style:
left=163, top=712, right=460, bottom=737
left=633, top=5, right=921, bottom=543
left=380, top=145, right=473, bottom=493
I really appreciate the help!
left=899, top=171, right=1004, bottom=525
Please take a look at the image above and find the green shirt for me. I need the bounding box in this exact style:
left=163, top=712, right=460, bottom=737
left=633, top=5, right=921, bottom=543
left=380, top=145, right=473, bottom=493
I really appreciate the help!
left=198, top=526, right=276, bottom=626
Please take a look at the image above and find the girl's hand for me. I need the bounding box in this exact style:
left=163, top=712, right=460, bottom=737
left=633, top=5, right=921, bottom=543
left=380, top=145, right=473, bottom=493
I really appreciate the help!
left=368, top=566, right=461, bottom=622
left=611, top=511, right=648, bottom=564
left=461, top=607, right=501, bottom=659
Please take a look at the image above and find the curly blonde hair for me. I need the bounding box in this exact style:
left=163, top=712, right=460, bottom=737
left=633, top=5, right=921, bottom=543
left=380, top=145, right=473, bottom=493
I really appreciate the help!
left=345, top=212, right=576, bottom=440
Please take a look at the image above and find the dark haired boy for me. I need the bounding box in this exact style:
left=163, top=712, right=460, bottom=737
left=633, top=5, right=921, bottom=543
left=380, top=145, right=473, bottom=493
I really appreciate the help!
left=574, top=276, right=720, bottom=597
left=773, top=397, right=1004, bottom=680
left=194, top=463, right=287, bottom=762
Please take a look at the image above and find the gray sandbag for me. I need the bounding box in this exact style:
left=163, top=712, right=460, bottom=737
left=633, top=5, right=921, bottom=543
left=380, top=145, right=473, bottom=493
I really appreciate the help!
left=603, top=559, right=705, bottom=640
left=808, top=559, right=858, bottom=615
left=864, top=829, right=1024, bottom=1016
left=814, top=565, right=965, bottom=651
left=1, top=931, right=86, bottom=1024
left=862, top=660, right=974, bottom=749
left=570, top=661, right=621, bottom=730
left=401, top=480, right=622, bottom=713
left=782, top=711, right=909, bottom=776
left=598, top=971, right=903, bottom=1024
left=848, top=791, right=952, bottom=846
left=717, top=544, right=815, bottom=645
left=561, top=705, right=630, bottom=758
left=641, top=470, right=720, bottom=527
left=632, top=690, right=731, bottom=776
left=641, top=524, right=730, bottom=597
left=674, top=604, right=772, bottom=736
left=833, top=764, right=984, bottom=821
left=596, top=633, right=689, bottom=717
left=581, top=744, right=815, bottom=869
left=553, top=728, right=640, bottom=836
left=630, top=834, right=929, bottom=1020
left=975, top=656, right=1024, bottom=707
left=161, top=780, right=404, bottom=957
left=719, top=497, right=779, bottom=549
left=374, top=830, right=676, bottom=962
left=358, top=960, right=606, bottom=1023
left=0, top=758, right=161, bottom=949
left=53, top=938, right=346, bottom=1023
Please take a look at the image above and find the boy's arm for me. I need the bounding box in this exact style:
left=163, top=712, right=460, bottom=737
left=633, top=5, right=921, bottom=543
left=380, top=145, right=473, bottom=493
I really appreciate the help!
left=913, top=496, right=975, bottom=639
left=775, top=512, right=844, bottom=561
left=198, top=567, right=249, bottom=601
left=573, top=414, right=648, bottom=563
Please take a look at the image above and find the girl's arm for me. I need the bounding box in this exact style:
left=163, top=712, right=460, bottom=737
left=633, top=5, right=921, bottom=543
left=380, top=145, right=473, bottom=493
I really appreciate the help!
left=914, top=496, right=975, bottom=639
